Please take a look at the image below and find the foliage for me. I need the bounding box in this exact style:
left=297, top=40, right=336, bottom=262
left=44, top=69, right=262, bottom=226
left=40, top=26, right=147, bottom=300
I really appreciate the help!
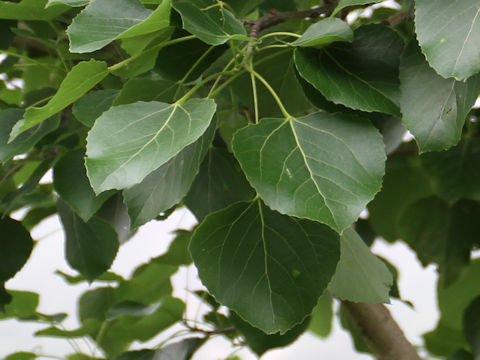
left=0, top=0, right=479, bottom=358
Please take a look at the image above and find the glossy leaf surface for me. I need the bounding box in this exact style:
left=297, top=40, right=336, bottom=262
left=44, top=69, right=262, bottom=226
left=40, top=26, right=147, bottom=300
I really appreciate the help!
left=415, top=0, right=480, bottom=80
left=295, top=25, right=403, bottom=116
left=399, top=42, right=480, bottom=152
left=123, top=119, right=215, bottom=227
left=232, top=112, right=385, bottom=233
left=292, top=18, right=353, bottom=48
left=10, top=60, right=108, bottom=139
left=86, top=98, right=216, bottom=193
left=173, top=0, right=247, bottom=45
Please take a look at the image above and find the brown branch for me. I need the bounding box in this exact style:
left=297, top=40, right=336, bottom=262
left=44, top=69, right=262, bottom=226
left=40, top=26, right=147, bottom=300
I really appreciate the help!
left=342, top=301, right=422, bottom=360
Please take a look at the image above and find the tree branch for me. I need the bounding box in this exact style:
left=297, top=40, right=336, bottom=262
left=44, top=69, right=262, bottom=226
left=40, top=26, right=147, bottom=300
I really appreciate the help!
left=342, top=301, right=422, bottom=360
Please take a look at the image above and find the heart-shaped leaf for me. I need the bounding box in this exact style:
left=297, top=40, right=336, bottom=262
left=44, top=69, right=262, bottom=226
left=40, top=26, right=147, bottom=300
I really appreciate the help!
left=85, top=98, right=216, bottom=194
left=190, top=199, right=340, bottom=334
left=232, top=112, right=385, bottom=233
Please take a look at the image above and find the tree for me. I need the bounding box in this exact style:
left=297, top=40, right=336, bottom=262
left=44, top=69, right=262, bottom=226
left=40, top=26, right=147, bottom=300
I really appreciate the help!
left=0, top=0, right=479, bottom=358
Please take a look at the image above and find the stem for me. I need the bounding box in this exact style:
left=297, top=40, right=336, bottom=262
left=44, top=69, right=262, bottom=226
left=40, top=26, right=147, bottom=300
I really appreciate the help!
left=208, top=48, right=291, bottom=98
left=342, top=301, right=422, bottom=360
left=207, top=56, right=236, bottom=98
left=251, top=69, right=291, bottom=119
left=108, top=35, right=196, bottom=73
left=177, top=70, right=235, bottom=104
left=174, top=45, right=216, bottom=101
left=259, top=31, right=301, bottom=40
left=248, top=58, right=259, bottom=123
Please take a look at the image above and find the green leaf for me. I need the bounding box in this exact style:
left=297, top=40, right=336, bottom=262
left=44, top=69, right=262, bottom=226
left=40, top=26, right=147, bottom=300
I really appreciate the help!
left=328, top=227, right=393, bottom=303
left=0, top=108, right=59, bottom=163
left=35, top=319, right=102, bottom=337
left=72, top=89, right=120, bottom=127
left=58, top=200, right=119, bottom=281
left=54, top=151, right=114, bottom=222
left=10, top=60, right=108, bottom=139
left=66, top=0, right=158, bottom=53
left=0, top=284, right=12, bottom=311
left=0, top=0, right=68, bottom=20
left=232, top=50, right=311, bottom=117
left=155, top=230, right=192, bottom=267
left=94, top=193, right=135, bottom=244
left=184, top=147, right=255, bottom=222
left=447, top=350, right=474, bottom=360
left=190, top=199, right=340, bottom=334
left=438, top=260, right=480, bottom=331
left=308, top=293, right=333, bottom=338
left=230, top=312, right=308, bottom=356
left=295, top=25, right=403, bottom=116
left=56, top=270, right=124, bottom=285
left=172, top=0, right=247, bottom=45
left=332, top=0, right=382, bottom=16
left=399, top=197, right=480, bottom=286
left=0, top=217, right=34, bottom=281
left=46, top=0, right=89, bottom=7
left=4, top=352, right=37, bottom=360
left=421, top=138, right=480, bottom=203
left=424, top=321, right=467, bottom=357
left=123, top=118, right=215, bottom=227
left=368, top=155, right=434, bottom=241
left=232, top=112, right=385, bottom=233
left=154, top=36, right=227, bottom=82
left=98, top=297, right=185, bottom=356
left=399, top=41, right=480, bottom=152
left=464, top=297, right=480, bottom=357
left=113, top=79, right=179, bottom=105
left=113, top=351, right=154, bottom=360
left=415, top=0, right=480, bottom=80
left=223, top=0, right=263, bottom=17
left=0, top=290, right=38, bottom=319
left=152, top=338, right=204, bottom=360
left=292, top=18, right=353, bottom=48
left=118, top=0, right=171, bottom=39
left=85, top=98, right=216, bottom=193
left=115, top=263, right=177, bottom=304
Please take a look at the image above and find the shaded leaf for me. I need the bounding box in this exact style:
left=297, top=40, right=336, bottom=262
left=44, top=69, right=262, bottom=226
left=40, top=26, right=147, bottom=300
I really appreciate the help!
left=424, top=321, right=467, bottom=357
left=184, top=147, right=254, bottom=222
left=0, top=0, right=68, bottom=20
left=415, top=0, right=480, bottom=80
left=190, top=199, right=340, bottom=334
left=421, top=138, right=480, bottom=203
left=368, top=155, right=434, bottom=241
left=308, top=293, right=333, bottom=338
left=328, top=227, right=393, bottom=303
left=332, top=0, right=382, bottom=16
left=153, top=338, right=204, bottom=360
left=438, top=260, right=480, bottom=331
left=295, top=25, right=403, bottom=116
left=447, top=350, right=474, bottom=360
left=154, top=230, right=192, bottom=266
left=232, top=112, right=385, bottom=233
left=399, top=41, right=480, bottom=152
left=67, top=0, right=161, bottom=53
left=58, top=200, right=119, bottom=281
left=0, top=217, right=34, bottom=281
left=47, top=0, right=89, bottom=7
left=10, top=60, right=108, bottom=139
left=113, top=79, right=179, bottom=105
left=54, top=150, right=114, bottom=222
left=72, top=89, right=120, bottom=127
left=230, top=312, right=308, bottom=356
left=0, top=108, right=59, bottom=163
left=399, top=197, right=480, bottom=286
left=35, top=319, right=102, bottom=337
left=464, top=297, right=480, bottom=357
left=172, top=0, right=247, bottom=45
left=0, top=290, right=38, bottom=319
left=123, top=118, right=215, bottom=227
left=95, top=194, right=134, bottom=244
left=292, top=18, right=353, bottom=48
left=86, top=98, right=216, bottom=193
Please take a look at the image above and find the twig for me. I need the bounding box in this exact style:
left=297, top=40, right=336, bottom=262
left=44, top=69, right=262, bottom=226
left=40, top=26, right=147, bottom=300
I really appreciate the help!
left=342, top=301, right=422, bottom=360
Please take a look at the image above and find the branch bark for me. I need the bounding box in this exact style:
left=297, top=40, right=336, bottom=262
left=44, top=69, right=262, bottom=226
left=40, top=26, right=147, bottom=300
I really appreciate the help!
left=342, top=301, right=422, bottom=360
